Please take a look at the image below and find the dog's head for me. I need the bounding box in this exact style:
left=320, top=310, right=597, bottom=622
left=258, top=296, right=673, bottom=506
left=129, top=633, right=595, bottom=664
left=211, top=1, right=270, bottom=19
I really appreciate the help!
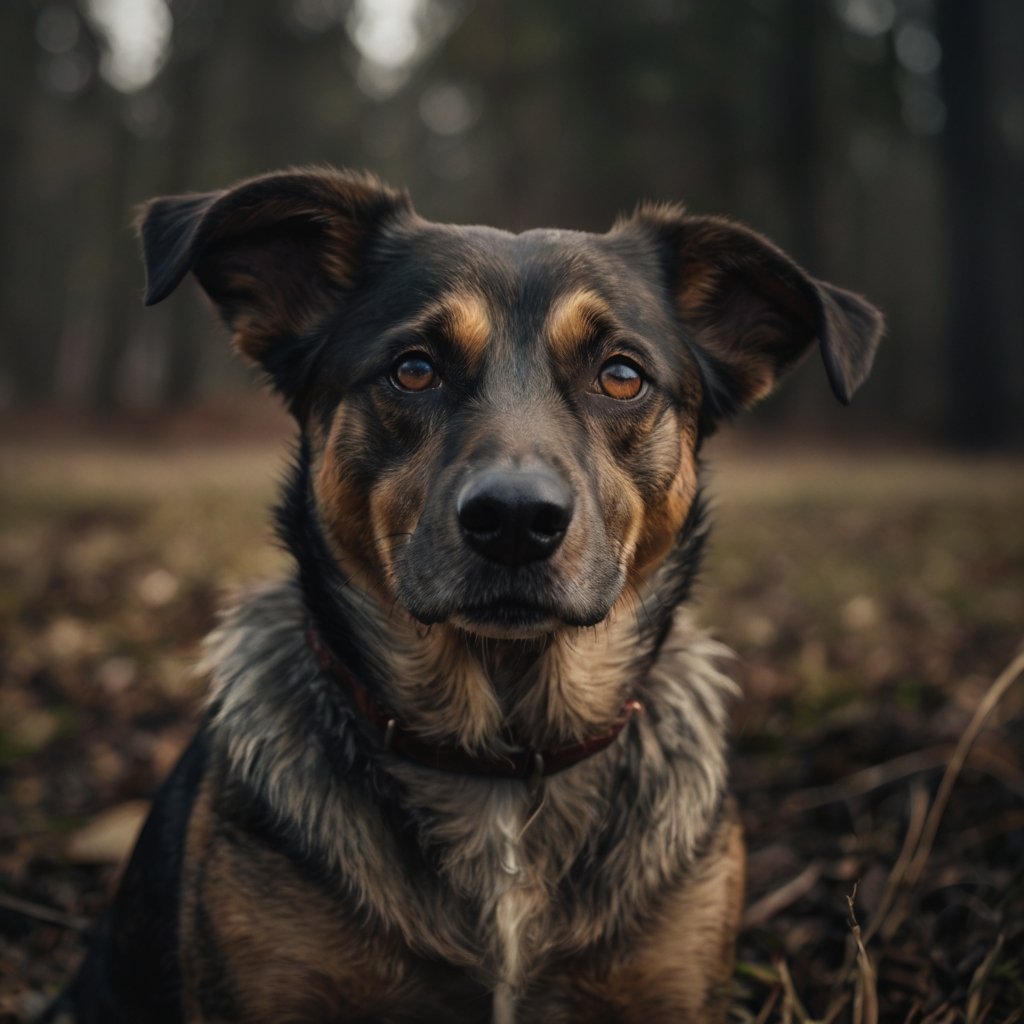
left=139, top=168, right=882, bottom=642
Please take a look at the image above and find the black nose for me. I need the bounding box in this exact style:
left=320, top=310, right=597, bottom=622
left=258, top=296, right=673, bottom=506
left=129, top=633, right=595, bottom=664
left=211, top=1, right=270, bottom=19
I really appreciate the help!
left=457, top=468, right=573, bottom=566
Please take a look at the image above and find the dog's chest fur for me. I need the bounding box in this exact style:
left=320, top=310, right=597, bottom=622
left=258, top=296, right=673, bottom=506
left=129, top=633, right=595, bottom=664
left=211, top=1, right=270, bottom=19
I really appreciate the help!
left=202, top=581, right=735, bottom=1008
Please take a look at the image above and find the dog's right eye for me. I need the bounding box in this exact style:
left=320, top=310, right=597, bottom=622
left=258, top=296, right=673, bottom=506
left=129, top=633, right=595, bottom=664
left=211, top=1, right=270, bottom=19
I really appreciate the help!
left=597, top=356, right=645, bottom=400
left=391, top=353, right=438, bottom=392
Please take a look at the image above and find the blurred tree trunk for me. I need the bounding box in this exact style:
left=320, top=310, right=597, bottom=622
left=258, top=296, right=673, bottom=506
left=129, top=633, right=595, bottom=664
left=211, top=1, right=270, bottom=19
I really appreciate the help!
left=92, top=1, right=227, bottom=408
left=775, top=0, right=823, bottom=270
left=989, top=0, right=1024, bottom=444
left=158, top=1, right=222, bottom=406
left=0, top=5, right=45, bottom=400
left=760, top=0, right=828, bottom=428
left=91, top=122, right=140, bottom=410
left=935, top=1, right=1011, bottom=448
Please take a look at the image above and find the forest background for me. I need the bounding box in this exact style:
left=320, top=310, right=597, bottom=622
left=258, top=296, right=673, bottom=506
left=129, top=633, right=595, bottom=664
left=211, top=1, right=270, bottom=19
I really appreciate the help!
left=0, top=0, right=1022, bottom=446
left=2, top=3, right=1023, bottom=1022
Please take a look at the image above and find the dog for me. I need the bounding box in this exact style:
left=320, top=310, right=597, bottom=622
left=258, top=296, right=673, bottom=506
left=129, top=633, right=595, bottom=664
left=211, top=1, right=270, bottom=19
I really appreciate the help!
left=56, top=167, right=882, bottom=1023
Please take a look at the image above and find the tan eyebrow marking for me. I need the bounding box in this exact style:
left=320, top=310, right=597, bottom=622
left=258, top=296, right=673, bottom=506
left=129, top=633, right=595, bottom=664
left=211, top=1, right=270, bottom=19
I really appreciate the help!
left=441, top=290, right=491, bottom=369
left=391, top=290, right=492, bottom=371
left=545, top=288, right=618, bottom=356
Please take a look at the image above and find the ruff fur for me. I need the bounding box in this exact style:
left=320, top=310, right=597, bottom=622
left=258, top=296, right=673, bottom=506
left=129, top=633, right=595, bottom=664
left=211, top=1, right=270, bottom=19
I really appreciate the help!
left=202, top=576, right=737, bottom=997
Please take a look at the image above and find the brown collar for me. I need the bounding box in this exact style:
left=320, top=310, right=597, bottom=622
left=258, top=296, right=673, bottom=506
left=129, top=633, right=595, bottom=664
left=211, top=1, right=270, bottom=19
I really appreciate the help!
left=306, top=626, right=643, bottom=781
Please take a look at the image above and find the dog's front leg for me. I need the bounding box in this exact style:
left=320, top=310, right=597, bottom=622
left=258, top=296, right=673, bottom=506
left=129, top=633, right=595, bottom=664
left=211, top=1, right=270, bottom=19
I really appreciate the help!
left=522, top=806, right=745, bottom=1024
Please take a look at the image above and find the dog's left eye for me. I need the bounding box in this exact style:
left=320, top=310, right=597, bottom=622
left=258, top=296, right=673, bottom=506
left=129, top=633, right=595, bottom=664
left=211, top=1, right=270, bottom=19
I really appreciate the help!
left=391, top=353, right=439, bottom=392
left=597, top=357, right=644, bottom=400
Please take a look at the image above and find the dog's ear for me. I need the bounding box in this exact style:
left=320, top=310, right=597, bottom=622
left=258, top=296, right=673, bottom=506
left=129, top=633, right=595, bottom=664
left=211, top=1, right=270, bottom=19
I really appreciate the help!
left=136, top=168, right=411, bottom=369
left=623, top=205, right=884, bottom=416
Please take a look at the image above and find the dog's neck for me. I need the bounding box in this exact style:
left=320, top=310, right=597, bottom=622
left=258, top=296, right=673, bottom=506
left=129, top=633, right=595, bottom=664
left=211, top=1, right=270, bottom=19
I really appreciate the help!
left=310, top=581, right=636, bottom=752
left=307, top=622, right=644, bottom=778
left=461, top=635, right=550, bottom=696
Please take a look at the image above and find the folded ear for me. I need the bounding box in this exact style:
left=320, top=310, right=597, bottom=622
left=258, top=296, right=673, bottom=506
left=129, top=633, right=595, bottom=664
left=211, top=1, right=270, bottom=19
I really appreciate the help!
left=136, top=168, right=411, bottom=369
left=623, top=205, right=884, bottom=416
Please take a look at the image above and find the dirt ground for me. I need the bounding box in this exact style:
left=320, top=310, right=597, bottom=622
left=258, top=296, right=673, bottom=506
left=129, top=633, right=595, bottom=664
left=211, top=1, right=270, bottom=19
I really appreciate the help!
left=1, top=418, right=1022, bottom=1023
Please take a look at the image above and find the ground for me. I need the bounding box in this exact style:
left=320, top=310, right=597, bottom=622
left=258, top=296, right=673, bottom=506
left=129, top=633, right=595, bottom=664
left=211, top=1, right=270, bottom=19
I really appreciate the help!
left=1, top=410, right=1022, bottom=1023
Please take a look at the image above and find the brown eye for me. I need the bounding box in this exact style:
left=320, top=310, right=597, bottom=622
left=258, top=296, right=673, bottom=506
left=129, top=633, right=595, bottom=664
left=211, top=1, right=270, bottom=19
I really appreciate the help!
left=598, top=357, right=644, bottom=400
left=391, top=353, right=438, bottom=392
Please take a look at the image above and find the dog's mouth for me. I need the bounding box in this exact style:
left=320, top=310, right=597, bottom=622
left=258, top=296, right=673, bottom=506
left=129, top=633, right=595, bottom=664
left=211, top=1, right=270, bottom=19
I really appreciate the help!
left=451, top=600, right=558, bottom=639
left=392, top=526, right=626, bottom=640
left=421, top=593, right=613, bottom=640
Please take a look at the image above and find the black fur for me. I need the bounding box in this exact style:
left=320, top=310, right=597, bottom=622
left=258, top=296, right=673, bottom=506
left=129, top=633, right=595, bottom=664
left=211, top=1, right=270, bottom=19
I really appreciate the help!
left=54, top=733, right=208, bottom=1023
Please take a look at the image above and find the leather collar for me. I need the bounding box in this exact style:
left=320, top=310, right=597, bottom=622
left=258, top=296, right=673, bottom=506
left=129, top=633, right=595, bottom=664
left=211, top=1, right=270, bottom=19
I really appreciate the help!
left=306, top=626, right=643, bottom=781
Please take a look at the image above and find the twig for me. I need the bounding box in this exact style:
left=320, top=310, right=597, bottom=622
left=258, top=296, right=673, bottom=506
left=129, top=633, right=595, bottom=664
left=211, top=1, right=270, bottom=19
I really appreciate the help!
left=903, top=1002, right=923, bottom=1024
left=753, top=985, right=781, bottom=1024
left=736, top=961, right=783, bottom=987
left=824, top=784, right=927, bottom=1001
left=775, top=956, right=813, bottom=1024
left=820, top=989, right=851, bottom=1024
left=918, top=1007, right=958, bottom=1024
left=743, top=861, right=824, bottom=929
left=0, top=891, right=90, bottom=932
left=847, top=889, right=879, bottom=1024
left=965, top=933, right=1003, bottom=1024
left=782, top=740, right=1024, bottom=816
left=906, top=646, right=1024, bottom=887
left=783, top=746, right=953, bottom=814
left=865, top=779, right=929, bottom=944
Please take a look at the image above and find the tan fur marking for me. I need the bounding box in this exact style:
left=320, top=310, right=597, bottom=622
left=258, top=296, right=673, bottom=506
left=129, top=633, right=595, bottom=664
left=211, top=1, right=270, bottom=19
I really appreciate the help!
left=545, top=288, right=616, bottom=357
left=312, top=404, right=391, bottom=596
left=376, top=621, right=506, bottom=751
left=381, top=289, right=492, bottom=375
left=586, top=447, right=648, bottom=582
left=369, top=465, right=425, bottom=584
left=508, top=595, right=641, bottom=745
left=325, top=443, right=509, bottom=752
left=444, top=290, right=492, bottom=370
left=632, top=423, right=700, bottom=576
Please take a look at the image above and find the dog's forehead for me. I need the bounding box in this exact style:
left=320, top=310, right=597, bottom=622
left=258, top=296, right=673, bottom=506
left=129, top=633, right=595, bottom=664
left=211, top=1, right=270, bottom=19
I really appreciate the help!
left=410, top=220, right=599, bottom=262
left=373, top=219, right=667, bottom=347
left=397, top=222, right=606, bottom=291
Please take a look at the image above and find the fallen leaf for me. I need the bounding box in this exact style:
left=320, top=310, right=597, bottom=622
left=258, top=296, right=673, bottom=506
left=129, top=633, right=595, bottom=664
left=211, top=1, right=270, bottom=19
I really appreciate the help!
left=65, top=800, right=150, bottom=865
